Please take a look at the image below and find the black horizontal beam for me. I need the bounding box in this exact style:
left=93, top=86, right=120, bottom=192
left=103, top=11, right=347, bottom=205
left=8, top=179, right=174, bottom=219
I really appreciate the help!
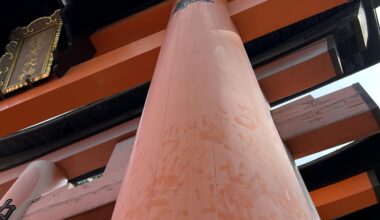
left=0, top=83, right=149, bottom=171
left=300, top=134, right=380, bottom=191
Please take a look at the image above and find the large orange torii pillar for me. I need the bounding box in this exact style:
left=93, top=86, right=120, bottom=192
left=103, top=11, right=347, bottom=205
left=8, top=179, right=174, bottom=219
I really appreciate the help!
left=112, top=0, right=317, bottom=219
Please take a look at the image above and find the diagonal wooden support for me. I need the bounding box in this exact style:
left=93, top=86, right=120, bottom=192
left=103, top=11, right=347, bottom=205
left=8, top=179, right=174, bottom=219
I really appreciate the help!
left=272, top=84, right=380, bottom=159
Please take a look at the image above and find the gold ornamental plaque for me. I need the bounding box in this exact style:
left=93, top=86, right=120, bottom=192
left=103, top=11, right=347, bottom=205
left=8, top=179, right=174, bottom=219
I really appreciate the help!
left=0, top=10, right=62, bottom=94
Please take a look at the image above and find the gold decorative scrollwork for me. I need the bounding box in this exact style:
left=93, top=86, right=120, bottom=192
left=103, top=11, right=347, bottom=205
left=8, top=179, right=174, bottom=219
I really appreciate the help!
left=0, top=10, right=62, bottom=94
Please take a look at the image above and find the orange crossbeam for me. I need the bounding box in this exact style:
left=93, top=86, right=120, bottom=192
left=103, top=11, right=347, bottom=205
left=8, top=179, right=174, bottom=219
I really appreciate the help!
left=91, top=1, right=174, bottom=56
left=0, top=29, right=161, bottom=137
left=272, top=84, right=380, bottom=158
left=255, top=37, right=341, bottom=103
left=92, top=0, right=348, bottom=54
left=0, top=118, right=139, bottom=198
left=23, top=135, right=136, bottom=219
left=229, top=0, right=348, bottom=43
left=310, top=172, right=379, bottom=220
left=0, top=0, right=349, bottom=137
left=24, top=170, right=123, bottom=220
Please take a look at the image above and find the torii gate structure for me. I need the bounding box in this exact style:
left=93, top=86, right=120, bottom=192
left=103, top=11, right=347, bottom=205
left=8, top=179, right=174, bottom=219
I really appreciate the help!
left=0, top=0, right=380, bottom=219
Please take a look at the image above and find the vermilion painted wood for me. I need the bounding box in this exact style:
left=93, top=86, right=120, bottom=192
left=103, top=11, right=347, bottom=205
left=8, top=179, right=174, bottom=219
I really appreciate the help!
left=23, top=170, right=123, bottom=220
left=112, top=1, right=315, bottom=219
left=91, top=0, right=174, bottom=56
left=310, top=172, right=378, bottom=220
left=272, top=85, right=380, bottom=159
left=91, top=0, right=348, bottom=54
left=0, top=0, right=348, bottom=138
left=4, top=83, right=378, bottom=204
left=0, top=161, right=67, bottom=220
left=255, top=38, right=340, bottom=103
left=23, top=136, right=136, bottom=220
left=229, top=0, right=348, bottom=43
left=0, top=179, right=15, bottom=202
left=66, top=202, right=116, bottom=220
left=104, top=137, right=135, bottom=175
left=0, top=118, right=139, bottom=198
left=0, top=31, right=162, bottom=138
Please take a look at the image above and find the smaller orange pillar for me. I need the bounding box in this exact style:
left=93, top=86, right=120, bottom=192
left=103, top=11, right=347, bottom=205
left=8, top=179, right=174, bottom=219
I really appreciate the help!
left=0, top=160, right=67, bottom=219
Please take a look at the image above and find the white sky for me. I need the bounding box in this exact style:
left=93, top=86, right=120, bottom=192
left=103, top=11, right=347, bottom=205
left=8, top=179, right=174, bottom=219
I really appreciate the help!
left=293, top=63, right=380, bottom=166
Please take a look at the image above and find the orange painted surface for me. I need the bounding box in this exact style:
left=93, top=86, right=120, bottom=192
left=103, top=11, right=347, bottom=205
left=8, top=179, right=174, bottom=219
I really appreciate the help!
left=91, top=1, right=174, bottom=56
left=67, top=202, right=116, bottom=220
left=229, top=0, right=349, bottom=43
left=23, top=136, right=136, bottom=220
left=92, top=0, right=348, bottom=55
left=272, top=85, right=380, bottom=158
left=0, top=161, right=67, bottom=219
left=112, top=1, right=314, bottom=219
left=0, top=180, right=14, bottom=200
left=0, top=0, right=349, bottom=138
left=287, top=111, right=380, bottom=159
left=56, top=140, right=120, bottom=178
left=0, top=118, right=139, bottom=198
left=0, top=30, right=162, bottom=138
left=24, top=169, right=123, bottom=220
left=311, top=172, right=378, bottom=220
left=104, top=137, right=135, bottom=175
left=257, top=49, right=337, bottom=103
